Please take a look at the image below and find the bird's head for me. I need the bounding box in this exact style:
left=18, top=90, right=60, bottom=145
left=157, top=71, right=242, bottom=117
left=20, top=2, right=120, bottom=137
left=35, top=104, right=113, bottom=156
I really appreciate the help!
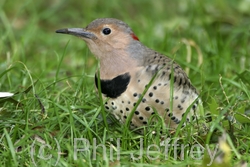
left=56, top=18, right=140, bottom=59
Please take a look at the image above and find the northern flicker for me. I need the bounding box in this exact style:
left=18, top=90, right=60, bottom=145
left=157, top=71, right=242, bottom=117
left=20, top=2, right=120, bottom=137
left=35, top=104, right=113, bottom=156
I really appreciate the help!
left=56, top=18, right=202, bottom=133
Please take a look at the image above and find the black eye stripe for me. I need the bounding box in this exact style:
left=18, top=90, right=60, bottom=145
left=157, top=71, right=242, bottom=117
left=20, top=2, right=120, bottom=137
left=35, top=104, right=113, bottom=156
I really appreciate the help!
left=102, top=28, right=111, bottom=35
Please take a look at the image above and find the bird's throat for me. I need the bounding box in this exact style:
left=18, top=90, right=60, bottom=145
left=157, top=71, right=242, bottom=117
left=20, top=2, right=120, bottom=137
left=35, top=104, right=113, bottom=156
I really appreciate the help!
left=99, top=53, right=137, bottom=80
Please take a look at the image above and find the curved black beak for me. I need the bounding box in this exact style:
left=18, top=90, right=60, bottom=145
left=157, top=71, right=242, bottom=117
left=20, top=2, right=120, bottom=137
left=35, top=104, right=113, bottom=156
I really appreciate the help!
left=56, top=28, right=95, bottom=39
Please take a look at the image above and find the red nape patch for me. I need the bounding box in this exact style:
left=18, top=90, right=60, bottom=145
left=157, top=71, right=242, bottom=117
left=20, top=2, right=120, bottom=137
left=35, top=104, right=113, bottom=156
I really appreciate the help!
left=131, top=33, right=139, bottom=41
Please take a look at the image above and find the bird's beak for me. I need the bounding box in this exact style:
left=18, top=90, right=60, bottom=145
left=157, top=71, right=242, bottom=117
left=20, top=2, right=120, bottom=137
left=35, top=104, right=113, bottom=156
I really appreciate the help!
left=56, top=28, right=96, bottom=39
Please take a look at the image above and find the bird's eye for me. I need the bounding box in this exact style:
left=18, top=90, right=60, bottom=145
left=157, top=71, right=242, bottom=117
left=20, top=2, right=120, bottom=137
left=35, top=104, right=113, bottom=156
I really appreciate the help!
left=102, top=28, right=111, bottom=35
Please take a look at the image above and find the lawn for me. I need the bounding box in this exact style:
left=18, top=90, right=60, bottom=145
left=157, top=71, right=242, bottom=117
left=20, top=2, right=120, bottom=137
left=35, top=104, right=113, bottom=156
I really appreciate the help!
left=1, top=0, right=250, bottom=166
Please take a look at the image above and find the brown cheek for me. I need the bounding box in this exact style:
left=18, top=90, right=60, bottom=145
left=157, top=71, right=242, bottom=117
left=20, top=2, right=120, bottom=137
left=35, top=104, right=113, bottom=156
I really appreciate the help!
left=109, top=33, right=130, bottom=49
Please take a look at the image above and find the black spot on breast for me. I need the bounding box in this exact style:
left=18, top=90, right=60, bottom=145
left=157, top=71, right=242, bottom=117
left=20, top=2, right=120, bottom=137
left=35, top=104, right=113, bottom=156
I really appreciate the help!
left=95, top=72, right=131, bottom=98
left=179, top=78, right=182, bottom=86
left=175, top=119, right=180, bottom=124
left=145, top=106, right=150, bottom=111
left=161, top=71, right=166, bottom=78
left=149, top=92, right=153, bottom=97
left=177, top=104, right=183, bottom=110
left=174, top=76, right=177, bottom=83
left=168, top=73, right=172, bottom=80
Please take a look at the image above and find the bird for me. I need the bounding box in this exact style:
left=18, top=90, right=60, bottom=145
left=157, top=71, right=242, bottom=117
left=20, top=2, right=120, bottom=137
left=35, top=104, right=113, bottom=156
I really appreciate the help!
left=56, top=18, right=202, bottom=133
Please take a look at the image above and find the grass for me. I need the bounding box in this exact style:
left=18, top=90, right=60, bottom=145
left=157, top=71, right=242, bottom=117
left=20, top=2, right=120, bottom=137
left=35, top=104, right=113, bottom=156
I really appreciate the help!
left=1, top=0, right=250, bottom=166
